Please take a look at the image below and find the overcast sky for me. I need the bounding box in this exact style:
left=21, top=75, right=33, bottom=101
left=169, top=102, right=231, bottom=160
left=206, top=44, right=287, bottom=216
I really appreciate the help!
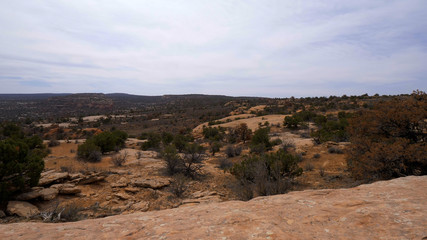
left=0, top=1, right=426, bottom=97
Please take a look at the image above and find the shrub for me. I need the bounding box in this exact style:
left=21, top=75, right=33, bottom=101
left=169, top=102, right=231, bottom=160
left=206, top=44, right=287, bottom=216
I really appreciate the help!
left=92, top=130, right=127, bottom=153
left=313, top=153, right=321, bottom=159
left=202, top=126, right=222, bottom=141
left=230, top=149, right=303, bottom=199
left=225, top=145, right=236, bottom=157
left=161, top=145, right=181, bottom=175
left=182, top=143, right=205, bottom=178
left=250, top=127, right=272, bottom=153
left=281, top=139, right=295, bottom=152
left=328, top=147, right=343, bottom=154
left=48, top=139, right=60, bottom=147
left=77, top=141, right=102, bottom=163
left=304, top=163, right=315, bottom=171
left=347, top=91, right=427, bottom=180
left=0, top=124, right=47, bottom=202
left=310, top=115, right=350, bottom=143
left=271, top=138, right=282, bottom=146
left=40, top=202, right=84, bottom=222
left=172, top=134, right=188, bottom=153
left=111, top=151, right=128, bottom=166
left=168, top=174, right=188, bottom=198
left=218, top=158, right=233, bottom=170
left=161, top=132, right=174, bottom=146
left=141, top=132, right=161, bottom=150
left=210, top=141, right=222, bottom=156
left=235, top=123, right=252, bottom=143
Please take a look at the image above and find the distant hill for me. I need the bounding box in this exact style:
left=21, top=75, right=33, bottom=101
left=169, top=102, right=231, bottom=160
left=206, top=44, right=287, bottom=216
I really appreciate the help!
left=0, top=93, right=263, bottom=121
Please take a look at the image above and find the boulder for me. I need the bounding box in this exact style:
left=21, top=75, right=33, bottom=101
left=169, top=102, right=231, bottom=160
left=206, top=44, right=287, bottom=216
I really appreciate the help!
left=15, top=188, right=42, bottom=201
left=132, top=178, right=170, bottom=189
left=6, top=201, right=39, bottom=217
left=38, top=172, right=69, bottom=186
left=39, top=188, right=59, bottom=201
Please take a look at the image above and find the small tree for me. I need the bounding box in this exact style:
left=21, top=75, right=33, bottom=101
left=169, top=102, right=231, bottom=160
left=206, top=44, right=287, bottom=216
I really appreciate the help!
left=250, top=127, right=272, bottom=153
left=235, top=123, right=252, bottom=143
left=210, top=141, right=222, bottom=156
left=162, top=145, right=181, bottom=175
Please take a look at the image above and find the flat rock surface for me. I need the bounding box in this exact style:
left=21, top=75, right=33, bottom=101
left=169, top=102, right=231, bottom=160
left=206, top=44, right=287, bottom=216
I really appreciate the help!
left=1, top=176, right=426, bottom=240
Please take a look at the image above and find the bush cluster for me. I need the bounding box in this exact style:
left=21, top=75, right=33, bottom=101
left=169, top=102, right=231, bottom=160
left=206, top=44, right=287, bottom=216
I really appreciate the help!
left=230, top=149, right=303, bottom=200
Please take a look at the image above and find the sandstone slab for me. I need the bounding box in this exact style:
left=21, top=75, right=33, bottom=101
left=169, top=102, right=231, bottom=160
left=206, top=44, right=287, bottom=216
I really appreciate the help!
left=38, top=172, right=69, bottom=186
left=6, top=201, right=39, bottom=217
left=1, top=176, right=426, bottom=239
left=15, top=189, right=42, bottom=201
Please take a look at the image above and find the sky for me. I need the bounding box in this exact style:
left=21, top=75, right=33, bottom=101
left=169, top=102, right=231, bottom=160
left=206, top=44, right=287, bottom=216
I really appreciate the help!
left=0, top=0, right=426, bottom=97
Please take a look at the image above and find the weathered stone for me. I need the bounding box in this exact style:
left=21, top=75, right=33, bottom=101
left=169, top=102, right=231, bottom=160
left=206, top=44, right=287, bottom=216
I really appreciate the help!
left=15, top=189, right=42, bottom=201
left=39, top=188, right=58, bottom=200
left=131, top=201, right=149, bottom=211
left=114, top=192, right=131, bottom=200
left=68, top=173, right=84, bottom=180
left=132, top=178, right=170, bottom=189
left=1, top=176, right=426, bottom=239
left=124, top=187, right=139, bottom=193
left=38, top=172, right=69, bottom=186
left=78, top=175, right=105, bottom=185
left=60, top=187, right=81, bottom=194
left=191, top=190, right=218, bottom=199
left=6, top=201, right=39, bottom=217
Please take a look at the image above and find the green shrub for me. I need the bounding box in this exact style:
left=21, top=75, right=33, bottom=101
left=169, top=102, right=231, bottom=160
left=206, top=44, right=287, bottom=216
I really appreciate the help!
left=141, top=132, right=161, bottom=150
left=250, top=127, right=272, bottom=153
left=230, top=150, right=303, bottom=199
left=0, top=124, right=46, bottom=202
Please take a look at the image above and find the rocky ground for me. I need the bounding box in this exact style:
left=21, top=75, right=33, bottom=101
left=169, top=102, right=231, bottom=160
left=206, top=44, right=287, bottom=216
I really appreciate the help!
left=1, top=176, right=426, bottom=239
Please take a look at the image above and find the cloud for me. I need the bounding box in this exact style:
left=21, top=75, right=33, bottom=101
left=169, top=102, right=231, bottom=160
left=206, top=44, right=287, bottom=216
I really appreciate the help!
left=0, top=0, right=426, bottom=97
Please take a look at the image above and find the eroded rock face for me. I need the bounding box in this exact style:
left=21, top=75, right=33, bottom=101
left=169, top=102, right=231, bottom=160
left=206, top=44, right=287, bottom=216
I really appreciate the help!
left=6, top=201, right=39, bottom=218
left=1, top=176, right=426, bottom=239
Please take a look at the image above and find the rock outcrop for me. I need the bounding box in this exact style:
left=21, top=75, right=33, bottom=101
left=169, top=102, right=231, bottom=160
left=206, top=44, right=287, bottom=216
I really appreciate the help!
left=1, top=176, right=426, bottom=239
